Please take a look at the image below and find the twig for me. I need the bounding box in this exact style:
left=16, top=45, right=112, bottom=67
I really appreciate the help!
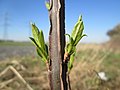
left=68, top=75, right=71, bottom=90
left=0, top=77, right=16, bottom=89
left=9, top=66, right=33, bottom=90
left=0, top=65, right=33, bottom=90
left=0, top=66, right=10, bottom=77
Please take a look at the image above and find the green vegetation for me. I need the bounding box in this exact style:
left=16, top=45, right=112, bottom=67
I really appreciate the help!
left=65, top=16, right=86, bottom=73
left=107, top=24, right=120, bottom=50
left=29, top=16, right=86, bottom=76
left=0, top=41, right=33, bottom=46
left=29, top=24, right=49, bottom=63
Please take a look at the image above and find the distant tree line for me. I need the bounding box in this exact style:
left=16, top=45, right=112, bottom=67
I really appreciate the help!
left=0, top=40, right=14, bottom=42
left=107, top=24, right=120, bottom=49
left=107, top=24, right=120, bottom=39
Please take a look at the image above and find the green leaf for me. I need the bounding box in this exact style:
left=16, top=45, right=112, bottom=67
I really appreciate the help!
left=38, top=30, right=46, bottom=51
left=37, top=47, right=48, bottom=62
left=45, top=44, right=48, bottom=55
left=29, top=37, right=39, bottom=47
left=45, top=2, right=50, bottom=10
left=71, top=15, right=83, bottom=40
left=67, top=44, right=73, bottom=54
left=65, top=34, right=75, bottom=54
left=66, top=43, right=76, bottom=56
left=74, top=34, right=87, bottom=46
left=65, top=34, right=74, bottom=45
left=71, top=15, right=87, bottom=46
left=68, top=52, right=75, bottom=73
left=29, top=37, right=48, bottom=62
left=71, top=22, right=80, bottom=39
left=31, top=23, right=40, bottom=46
left=78, top=15, right=82, bottom=21
left=36, top=48, right=42, bottom=57
left=74, top=21, right=84, bottom=41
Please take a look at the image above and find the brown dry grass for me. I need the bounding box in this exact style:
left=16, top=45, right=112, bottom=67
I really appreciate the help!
left=0, top=43, right=120, bottom=90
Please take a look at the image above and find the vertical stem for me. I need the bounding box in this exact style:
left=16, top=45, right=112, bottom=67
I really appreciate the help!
left=49, top=0, right=67, bottom=90
left=62, top=63, right=68, bottom=90
left=49, top=0, right=65, bottom=89
left=59, top=0, right=68, bottom=89
left=46, top=62, right=52, bottom=90
left=68, top=75, right=71, bottom=90
left=59, top=0, right=69, bottom=90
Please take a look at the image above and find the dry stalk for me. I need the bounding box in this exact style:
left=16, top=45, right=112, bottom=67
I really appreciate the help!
left=0, top=77, right=16, bottom=89
left=0, top=65, right=33, bottom=90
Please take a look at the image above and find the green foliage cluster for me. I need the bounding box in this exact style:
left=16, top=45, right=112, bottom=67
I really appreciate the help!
left=65, top=16, right=86, bottom=73
left=29, top=16, right=86, bottom=73
left=107, top=24, right=120, bottom=38
left=45, top=1, right=51, bottom=10
left=29, top=24, right=49, bottom=63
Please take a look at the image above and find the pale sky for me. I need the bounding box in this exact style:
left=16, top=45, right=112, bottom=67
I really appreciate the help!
left=0, top=0, right=120, bottom=43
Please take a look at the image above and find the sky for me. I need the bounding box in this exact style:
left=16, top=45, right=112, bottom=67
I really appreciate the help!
left=0, top=0, right=120, bottom=43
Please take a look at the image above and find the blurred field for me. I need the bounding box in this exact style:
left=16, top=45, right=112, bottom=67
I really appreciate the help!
left=0, top=41, right=35, bottom=60
left=0, top=41, right=120, bottom=90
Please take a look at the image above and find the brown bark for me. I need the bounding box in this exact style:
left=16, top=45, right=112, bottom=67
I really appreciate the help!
left=48, top=0, right=68, bottom=90
left=49, top=0, right=62, bottom=90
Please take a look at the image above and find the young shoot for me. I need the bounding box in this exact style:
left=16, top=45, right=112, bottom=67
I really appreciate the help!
left=65, top=16, right=87, bottom=73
